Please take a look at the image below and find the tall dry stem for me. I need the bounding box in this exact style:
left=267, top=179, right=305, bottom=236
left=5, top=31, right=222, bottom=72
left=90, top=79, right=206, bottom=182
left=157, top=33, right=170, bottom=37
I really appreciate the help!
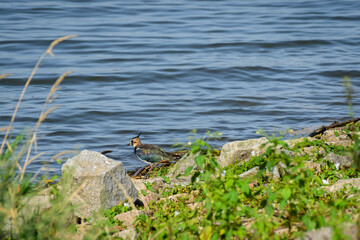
left=20, top=70, right=73, bottom=180
left=0, top=35, right=77, bottom=155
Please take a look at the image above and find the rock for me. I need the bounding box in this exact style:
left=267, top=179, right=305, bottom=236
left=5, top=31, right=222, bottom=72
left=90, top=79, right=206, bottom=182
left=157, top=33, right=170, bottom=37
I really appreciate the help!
left=61, top=150, right=138, bottom=218
left=269, top=165, right=281, bottom=179
left=187, top=201, right=204, bottom=211
left=239, top=165, right=281, bottom=179
left=321, top=130, right=353, bottom=147
left=276, top=161, right=288, bottom=177
left=239, top=167, right=259, bottom=178
left=131, top=177, right=164, bottom=210
left=115, top=228, right=137, bottom=240
left=166, top=152, right=200, bottom=178
left=168, top=176, right=192, bottom=187
left=303, top=161, right=322, bottom=173
left=298, top=223, right=358, bottom=240
left=323, top=178, right=360, bottom=193
left=281, top=149, right=300, bottom=157
left=114, top=209, right=145, bottom=228
left=342, top=223, right=359, bottom=240
left=284, top=137, right=316, bottom=149
left=73, top=222, right=92, bottom=240
left=218, top=137, right=268, bottom=167
left=27, top=195, right=52, bottom=213
left=162, top=193, right=188, bottom=202
left=141, top=192, right=160, bottom=206
left=324, top=152, right=353, bottom=169
left=299, top=226, right=332, bottom=240
left=131, top=177, right=165, bottom=193
left=302, top=146, right=326, bottom=156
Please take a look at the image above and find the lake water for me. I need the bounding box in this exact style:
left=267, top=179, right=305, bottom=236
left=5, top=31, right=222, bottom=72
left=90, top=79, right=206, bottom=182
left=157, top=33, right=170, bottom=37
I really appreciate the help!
left=1, top=0, right=360, bottom=176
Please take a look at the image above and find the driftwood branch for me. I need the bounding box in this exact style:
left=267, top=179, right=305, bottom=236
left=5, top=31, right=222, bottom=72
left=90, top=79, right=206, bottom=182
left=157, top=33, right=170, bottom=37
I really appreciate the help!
left=309, top=118, right=360, bottom=137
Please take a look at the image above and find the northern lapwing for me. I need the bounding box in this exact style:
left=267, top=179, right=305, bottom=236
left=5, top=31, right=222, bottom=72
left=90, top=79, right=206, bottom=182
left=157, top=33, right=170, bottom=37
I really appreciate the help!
left=128, top=132, right=180, bottom=177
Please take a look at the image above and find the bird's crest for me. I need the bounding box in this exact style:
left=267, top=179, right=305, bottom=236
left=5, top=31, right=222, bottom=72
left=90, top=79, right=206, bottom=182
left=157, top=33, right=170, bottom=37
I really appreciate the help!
left=129, top=132, right=142, bottom=147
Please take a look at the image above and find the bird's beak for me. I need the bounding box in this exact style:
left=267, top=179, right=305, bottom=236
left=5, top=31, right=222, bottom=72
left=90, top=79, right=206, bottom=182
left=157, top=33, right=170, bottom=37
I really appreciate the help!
left=127, top=143, right=131, bottom=146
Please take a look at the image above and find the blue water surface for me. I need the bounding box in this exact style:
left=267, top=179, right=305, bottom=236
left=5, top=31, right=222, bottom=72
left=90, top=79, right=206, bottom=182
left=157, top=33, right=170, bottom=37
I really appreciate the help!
left=0, top=0, right=360, bottom=175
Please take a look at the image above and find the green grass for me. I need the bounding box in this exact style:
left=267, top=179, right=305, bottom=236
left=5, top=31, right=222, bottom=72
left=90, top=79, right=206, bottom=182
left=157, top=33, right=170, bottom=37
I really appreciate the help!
left=133, top=131, right=360, bottom=240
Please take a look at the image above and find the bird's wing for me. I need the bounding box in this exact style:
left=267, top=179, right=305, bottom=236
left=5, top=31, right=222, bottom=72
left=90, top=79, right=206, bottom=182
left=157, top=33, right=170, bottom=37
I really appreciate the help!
left=139, top=144, right=172, bottom=161
left=136, top=147, right=163, bottom=163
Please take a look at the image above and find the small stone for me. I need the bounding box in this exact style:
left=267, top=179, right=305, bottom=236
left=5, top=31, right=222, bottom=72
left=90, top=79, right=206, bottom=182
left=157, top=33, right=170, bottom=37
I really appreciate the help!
left=187, top=201, right=204, bottom=211
left=131, top=177, right=165, bottom=193
left=297, top=223, right=358, bottom=240
left=114, top=209, right=145, bottom=228
left=302, top=146, right=326, bottom=156
left=276, top=161, right=288, bottom=177
left=324, top=152, right=353, bottom=168
left=284, top=137, right=316, bottom=149
left=239, top=167, right=259, bottom=178
left=323, top=178, right=360, bottom=193
left=299, top=226, right=332, bottom=240
left=142, top=192, right=160, bottom=206
left=321, top=130, right=353, bottom=147
left=303, top=161, right=322, bottom=173
left=239, top=165, right=281, bottom=179
left=27, top=195, right=52, bottom=213
left=114, top=228, right=137, bottom=240
left=268, top=165, right=280, bottom=179
left=163, top=193, right=188, bottom=202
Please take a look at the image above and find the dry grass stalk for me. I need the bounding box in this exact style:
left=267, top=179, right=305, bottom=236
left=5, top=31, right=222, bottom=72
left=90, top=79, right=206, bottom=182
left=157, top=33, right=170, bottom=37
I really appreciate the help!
left=0, top=126, right=11, bottom=133
left=45, top=35, right=77, bottom=57
left=47, top=71, right=71, bottom=102
left=51, top=150, right=78, bottom=162
left=149, top=228, right=166, bottom=240
left=5, top=141, right=13, bottom=153
left=18, top=53, right=75, bottom=180
left=108, top=172, right=137, bottom=211
left=0, top=35, right=77, bottom=156
left=59, top=178, right=89, bottom=213
left=0, top=73, right=11, bottom=80
left=38, top=106, right=61, bottom=126
left=23, top=152, right=45, bottom=171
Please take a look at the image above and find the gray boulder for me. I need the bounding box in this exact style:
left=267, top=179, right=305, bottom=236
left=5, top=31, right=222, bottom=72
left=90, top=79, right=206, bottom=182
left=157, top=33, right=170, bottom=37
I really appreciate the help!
left=218, top=137, right=268, bottom=167
left=61, top=150, right=138, bottom=218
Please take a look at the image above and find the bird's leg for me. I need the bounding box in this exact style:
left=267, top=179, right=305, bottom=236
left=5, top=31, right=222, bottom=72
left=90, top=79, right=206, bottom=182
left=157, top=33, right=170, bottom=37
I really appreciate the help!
left=143, top=160, right=172, bottom=178
left=144, top=164, right=154, bottom=179
left=133, top=165, right=148, bottom=177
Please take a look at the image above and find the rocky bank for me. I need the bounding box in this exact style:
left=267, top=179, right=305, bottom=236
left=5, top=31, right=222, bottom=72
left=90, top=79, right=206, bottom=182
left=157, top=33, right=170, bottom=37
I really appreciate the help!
left=32, top=123, right=360, bottom=239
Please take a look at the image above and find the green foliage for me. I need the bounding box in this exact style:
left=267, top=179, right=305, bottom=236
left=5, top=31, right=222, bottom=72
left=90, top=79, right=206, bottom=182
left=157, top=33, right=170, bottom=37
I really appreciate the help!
left=103, top=204, right=132, bottom=225
left=0, top=134, right=78, bottom=239
left=343, top=76, right=354, bottom=118
left=134, top=131, right=360, bottom=239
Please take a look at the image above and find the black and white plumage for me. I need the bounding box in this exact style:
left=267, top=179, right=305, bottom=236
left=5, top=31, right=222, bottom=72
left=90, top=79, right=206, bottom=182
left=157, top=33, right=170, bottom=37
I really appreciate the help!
left=128, top=132, right=181, bottom=177
left=128, top=132, right=178, bottom=164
